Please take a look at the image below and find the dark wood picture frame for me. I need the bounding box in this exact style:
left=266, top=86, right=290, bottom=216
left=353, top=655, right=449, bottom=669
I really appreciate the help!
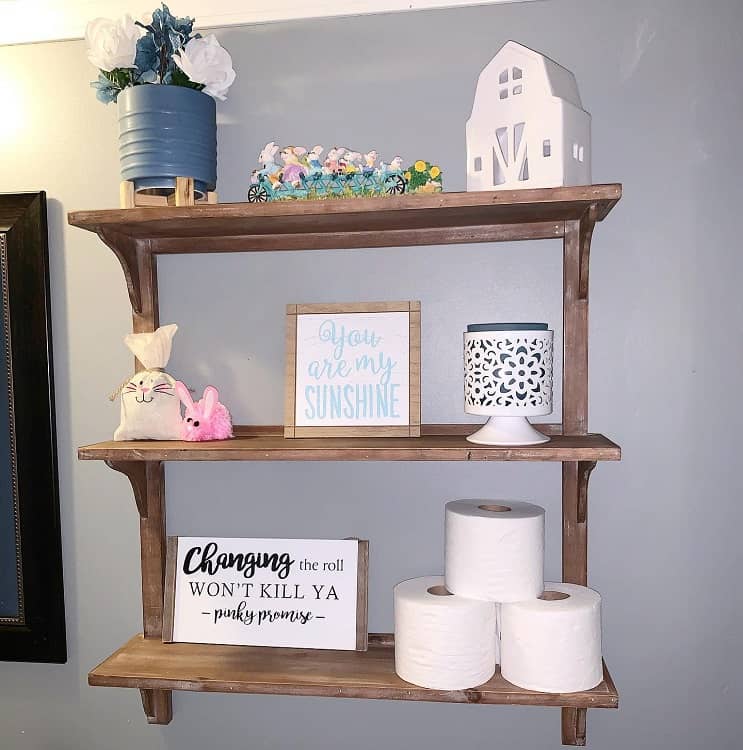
left=0, top=192, right=65, bottom=663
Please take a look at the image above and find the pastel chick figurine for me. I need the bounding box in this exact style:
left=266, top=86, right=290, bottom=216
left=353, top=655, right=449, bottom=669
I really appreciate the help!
left=175, top=381, right=233, bottom=441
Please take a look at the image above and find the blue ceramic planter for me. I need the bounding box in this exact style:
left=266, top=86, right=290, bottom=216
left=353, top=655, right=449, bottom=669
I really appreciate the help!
left=118, top=85, right=217, bottom=198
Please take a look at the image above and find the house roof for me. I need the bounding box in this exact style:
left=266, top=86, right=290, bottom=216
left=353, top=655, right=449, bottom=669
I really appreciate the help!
left=483, top=40, right=583, bottom=108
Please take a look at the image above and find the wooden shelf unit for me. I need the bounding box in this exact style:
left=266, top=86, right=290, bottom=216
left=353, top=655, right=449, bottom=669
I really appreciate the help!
left=70, top=185, right=622, bottom=746
left=91, top=634, right=619, bottom=710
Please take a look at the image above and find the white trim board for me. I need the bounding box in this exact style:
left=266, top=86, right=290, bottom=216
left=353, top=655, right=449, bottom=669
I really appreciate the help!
left=0, top=1, right=539, bottom=46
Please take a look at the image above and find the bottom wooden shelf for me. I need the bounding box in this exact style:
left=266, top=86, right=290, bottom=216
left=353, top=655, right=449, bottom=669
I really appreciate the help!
left=89, top=634, right=619, bottom=710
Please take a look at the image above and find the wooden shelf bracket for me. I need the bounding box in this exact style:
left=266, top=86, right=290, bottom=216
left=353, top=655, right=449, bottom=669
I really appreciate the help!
left=141, top=687, right=172, bottom=725
left=104, top=458, right=172, bottom=723
left=578, top=204, right=599, bottom=300
left=562, top=706, right=588, bottom=746
left=577, top=460, right=597, bottom=525
left=96, top=229, right=145, bottom=315
left=105, top=460, right=153, bottom=519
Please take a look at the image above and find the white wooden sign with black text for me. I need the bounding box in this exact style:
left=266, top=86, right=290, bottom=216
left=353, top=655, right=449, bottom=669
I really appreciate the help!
left=164, top=537, right=369, bottom=651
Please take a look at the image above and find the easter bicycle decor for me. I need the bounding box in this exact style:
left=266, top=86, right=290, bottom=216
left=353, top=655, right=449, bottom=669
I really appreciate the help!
left=85, top=4, right=236, bottom=206
left=248, top=143, right=442, bottom=202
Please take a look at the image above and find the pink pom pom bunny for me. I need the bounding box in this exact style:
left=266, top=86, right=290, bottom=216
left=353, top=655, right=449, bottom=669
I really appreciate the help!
left=175, top=381, right=233, bottom=441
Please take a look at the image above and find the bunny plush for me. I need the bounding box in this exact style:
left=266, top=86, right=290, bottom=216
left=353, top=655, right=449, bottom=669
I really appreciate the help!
left=175, top=382, right=233, bottom=441
left=114, top=324, right=182, bottom=441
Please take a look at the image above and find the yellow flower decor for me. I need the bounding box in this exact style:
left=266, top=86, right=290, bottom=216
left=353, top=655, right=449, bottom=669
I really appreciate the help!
left=404, top=160, right=443, bottom=193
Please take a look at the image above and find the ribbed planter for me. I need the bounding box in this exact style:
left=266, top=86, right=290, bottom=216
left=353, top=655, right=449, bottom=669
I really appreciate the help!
left=118, top=85, right=217, bottom=198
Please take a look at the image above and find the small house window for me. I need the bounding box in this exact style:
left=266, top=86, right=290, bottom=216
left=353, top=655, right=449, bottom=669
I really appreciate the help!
left=473, top=156, right=482, bottom=172
left=500, top=89, right=508, bottom=99
left=499, top=69, right=509, bottom=84
left=513, top=84, right=523, bottom=95
left=543, top=139, right=551, bottom=157
left=512, top=67, right=523, bottom=79
left=573, top=143, right=579, bottom=160
left=578, top=146, right=584, bottom=162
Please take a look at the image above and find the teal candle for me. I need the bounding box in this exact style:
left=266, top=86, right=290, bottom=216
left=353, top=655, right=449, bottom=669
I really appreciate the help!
left=466, top=323, right=548, bottom=332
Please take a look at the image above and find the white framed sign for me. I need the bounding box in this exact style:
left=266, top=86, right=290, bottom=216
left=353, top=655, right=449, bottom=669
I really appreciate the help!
left=285, top=301, right=421, bottom=438
left=164, top=537, right=369, bottom=651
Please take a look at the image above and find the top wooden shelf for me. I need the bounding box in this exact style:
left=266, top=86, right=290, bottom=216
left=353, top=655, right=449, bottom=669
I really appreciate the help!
left=68, top=184, right=621, bottom=254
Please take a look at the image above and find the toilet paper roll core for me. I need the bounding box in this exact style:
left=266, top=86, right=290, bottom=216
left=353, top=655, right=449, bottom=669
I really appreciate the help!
left=539, top=590, right=570, bottom=601
left=478, top=504, right=512, bottom=512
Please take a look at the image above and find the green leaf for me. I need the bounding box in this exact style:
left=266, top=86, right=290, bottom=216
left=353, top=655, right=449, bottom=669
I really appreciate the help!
left=170, top=66, right=205, bottom=91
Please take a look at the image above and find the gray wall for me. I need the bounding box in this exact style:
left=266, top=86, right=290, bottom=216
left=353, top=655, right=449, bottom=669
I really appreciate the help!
left=1, top=0, right=741, bottom=747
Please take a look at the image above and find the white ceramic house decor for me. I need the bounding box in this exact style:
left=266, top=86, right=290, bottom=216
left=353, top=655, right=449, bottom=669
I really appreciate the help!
left=466, top=40, right=591, bottom=191
left=464, top=323, right=553, bottom=446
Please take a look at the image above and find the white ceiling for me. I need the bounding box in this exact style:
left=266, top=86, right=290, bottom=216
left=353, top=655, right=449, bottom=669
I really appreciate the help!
left=0, top=1, right=538, bottom=46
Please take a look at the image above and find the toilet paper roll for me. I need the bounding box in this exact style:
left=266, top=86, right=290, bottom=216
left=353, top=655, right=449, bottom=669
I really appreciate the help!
left=500, top=582, right=603, bottom=693
left=394, top=576, right=497, bottom=690
left=445, top=500, right=545, bottom=602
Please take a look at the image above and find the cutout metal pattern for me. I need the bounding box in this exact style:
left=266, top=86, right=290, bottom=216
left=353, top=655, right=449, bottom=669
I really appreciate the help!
left=464, top=334, right=553, bottom=410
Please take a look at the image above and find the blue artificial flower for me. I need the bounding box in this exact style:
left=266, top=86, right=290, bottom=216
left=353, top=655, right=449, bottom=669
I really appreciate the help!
left=91, top=73, right=120, bottom=104
left=135, top=3, right=195, bottom=83
left=138, top=69, right=159, bottom=84
left=134, top=33, right=159, bottom=78
left=90, top=4, right=203, bottom=99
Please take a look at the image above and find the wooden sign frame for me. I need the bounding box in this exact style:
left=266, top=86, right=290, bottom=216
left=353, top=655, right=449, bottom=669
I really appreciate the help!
left=164, top=537, right=369, bottom=651
left=285, top=301, right=421, bottom=438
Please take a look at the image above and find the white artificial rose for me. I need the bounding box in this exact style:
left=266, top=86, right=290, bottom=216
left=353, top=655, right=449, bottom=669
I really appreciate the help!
left=174, top=35, right=236, bottom=101
left=85, top=14, right=141, bottom=72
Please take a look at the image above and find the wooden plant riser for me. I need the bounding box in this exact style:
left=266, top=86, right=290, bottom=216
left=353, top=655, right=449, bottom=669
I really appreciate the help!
left=120, top=177, right=217, bottom=209
left=68, top=186, right=622, bottom=745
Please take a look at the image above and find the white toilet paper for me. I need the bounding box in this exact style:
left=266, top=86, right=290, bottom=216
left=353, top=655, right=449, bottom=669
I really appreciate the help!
left=394, top=576, right=497, bottom=690
left=445, top=500, right=545, bottom=602
left=500, top=582, right=603, bottom=693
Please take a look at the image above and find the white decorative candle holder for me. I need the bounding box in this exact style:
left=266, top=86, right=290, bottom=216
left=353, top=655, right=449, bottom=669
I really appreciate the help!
left=464, top=324, right=553, bottom=446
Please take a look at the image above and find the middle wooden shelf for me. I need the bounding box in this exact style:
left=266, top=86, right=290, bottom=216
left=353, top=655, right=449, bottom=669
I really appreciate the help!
left=79, top=424, right=620, bottom=463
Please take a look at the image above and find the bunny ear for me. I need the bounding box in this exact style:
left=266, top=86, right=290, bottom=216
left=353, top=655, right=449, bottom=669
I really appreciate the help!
left=202, top=386, right=219, bottom=418
left=175, top=381, right=195, bottom=410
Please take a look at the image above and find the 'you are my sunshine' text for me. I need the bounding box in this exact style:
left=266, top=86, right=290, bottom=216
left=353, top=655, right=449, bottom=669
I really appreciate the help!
left=304, top=319, right=400, bottom=420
